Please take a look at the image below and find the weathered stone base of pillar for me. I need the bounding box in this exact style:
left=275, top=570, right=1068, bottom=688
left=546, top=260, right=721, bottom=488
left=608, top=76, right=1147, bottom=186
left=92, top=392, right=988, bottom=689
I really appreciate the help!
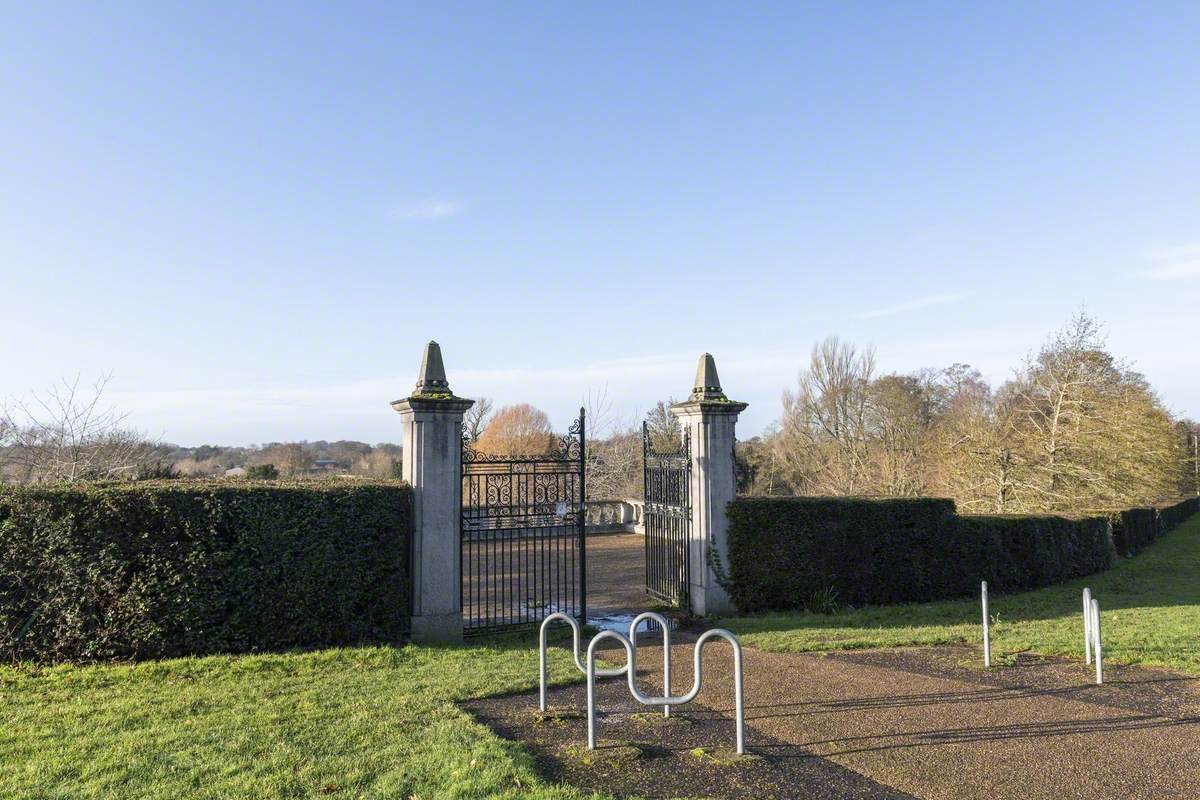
left=690, top=578, right=736, bottom=618
left=410, top=611, right=464, bottom=644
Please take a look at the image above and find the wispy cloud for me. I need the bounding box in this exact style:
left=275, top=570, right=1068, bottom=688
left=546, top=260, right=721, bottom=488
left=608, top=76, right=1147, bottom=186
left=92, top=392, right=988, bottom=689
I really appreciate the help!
left=1137, top=244, right=1200, bottom=281
left=855, top=291, right=973, bottom=320
left=393, top=198, right=462, bottom=221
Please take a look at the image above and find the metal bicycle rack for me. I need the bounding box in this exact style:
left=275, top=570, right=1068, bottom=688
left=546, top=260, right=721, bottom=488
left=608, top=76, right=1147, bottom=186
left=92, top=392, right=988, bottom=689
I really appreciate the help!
left=586, top=627, right=745, bottom=755
left=539, top=610, right=746, bottom=755
left=539, top=611, right=672, bottom=716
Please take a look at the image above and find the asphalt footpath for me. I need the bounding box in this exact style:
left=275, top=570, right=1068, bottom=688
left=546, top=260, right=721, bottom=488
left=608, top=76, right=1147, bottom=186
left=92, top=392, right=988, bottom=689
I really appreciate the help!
left=615, top=636, right=1200, bottom=800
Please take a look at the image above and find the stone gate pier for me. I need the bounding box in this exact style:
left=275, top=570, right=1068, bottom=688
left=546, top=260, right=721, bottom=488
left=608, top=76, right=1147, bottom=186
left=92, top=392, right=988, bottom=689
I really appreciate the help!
left=392, top=341, right=472, bottom=644
left=672, top=354, right=747, bottom=617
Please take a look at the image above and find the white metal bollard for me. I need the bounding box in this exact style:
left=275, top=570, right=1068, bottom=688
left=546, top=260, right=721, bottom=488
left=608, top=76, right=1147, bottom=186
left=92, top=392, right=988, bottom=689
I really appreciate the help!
left=586, top=627, right=745, bottom=755
left=981, top=581, right=991, bottom=668
left=1082, top=587, right=1092, bottom=665
left=1091, top=597, right=1103, bottom=685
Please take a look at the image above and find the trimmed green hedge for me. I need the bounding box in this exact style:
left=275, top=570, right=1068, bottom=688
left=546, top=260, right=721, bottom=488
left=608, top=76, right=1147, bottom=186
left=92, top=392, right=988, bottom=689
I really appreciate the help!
left=723, top=497, right=960, bottom=612
left=1103, top=498, right=1200, bottom=557
left=0, top=480, right=411, bottom=663
left=1108, top=507, right=1158, bottom=557
left=955, top=515, right=1111, bottom=592
left=723, top=497, right=1118, bottom=613
left=1159, top=497, right=1200, bottom=533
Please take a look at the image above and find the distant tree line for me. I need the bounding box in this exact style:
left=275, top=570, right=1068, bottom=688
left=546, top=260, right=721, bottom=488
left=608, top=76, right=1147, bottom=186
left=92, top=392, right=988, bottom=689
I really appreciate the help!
left=5, top=311, right=1196, bottom=511
left=0, top=377, right=403, bottom=484
left=737, top=312, right=1198, bottom=513
left=168, top=440, right=402, bottom=479
left=462, top=311, right=1198, bottom=513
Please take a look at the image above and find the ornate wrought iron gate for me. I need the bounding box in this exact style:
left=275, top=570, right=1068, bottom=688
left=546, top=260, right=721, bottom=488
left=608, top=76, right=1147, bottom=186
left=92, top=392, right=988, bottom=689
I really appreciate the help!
left=461, top=409, right=586, bottom=634
left=643, top=422, right=691, bottom=607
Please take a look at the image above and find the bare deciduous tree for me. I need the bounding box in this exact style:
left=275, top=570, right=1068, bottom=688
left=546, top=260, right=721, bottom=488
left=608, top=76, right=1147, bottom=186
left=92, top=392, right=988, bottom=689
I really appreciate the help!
left=775, top=336, right=877, bottom=495
left=1000, top=312, right=1178, bottom=511
left=351, top=449, right=401, bottom=478
left=463, top=397, right=494, bottom=444
left=273, top=443, right=313, bottom=477
left=866, top=374, right=931, bottom=496
left=754, top=313, right=1181, bottom=513
left=585, top=428, right=641, bottom=500
left=583, top=386, right=641, bottom=500
left=1, top=375, right=159, bottom=483
left=644, top=399, right=682, bottom=452
left=927, top=370, right=1020, bottom=512
left=1176, top=419, right=1200, bottom=497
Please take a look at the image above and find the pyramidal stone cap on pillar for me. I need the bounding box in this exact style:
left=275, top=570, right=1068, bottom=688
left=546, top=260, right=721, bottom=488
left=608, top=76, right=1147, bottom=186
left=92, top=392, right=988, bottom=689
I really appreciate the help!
left=391, top=341, right=474, bottom=411
left=690, top=352, right=726, bottom=401
left=672, top=353, right=748, bottom=413
left=414, top=340, right=450, bottom=395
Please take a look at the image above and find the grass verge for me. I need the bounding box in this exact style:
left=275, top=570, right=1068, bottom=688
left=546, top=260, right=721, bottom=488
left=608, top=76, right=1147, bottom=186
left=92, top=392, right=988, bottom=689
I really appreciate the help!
left=0, top=638, right=605, bottom=799
left=721, top=513, right=1200, bottom=674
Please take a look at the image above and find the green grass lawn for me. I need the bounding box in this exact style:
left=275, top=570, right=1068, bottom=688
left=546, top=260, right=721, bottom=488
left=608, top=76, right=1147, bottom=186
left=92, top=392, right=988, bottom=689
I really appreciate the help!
left=721, top=512, right=1200, bottom=673
left=0, top=639, right=604, bottom=800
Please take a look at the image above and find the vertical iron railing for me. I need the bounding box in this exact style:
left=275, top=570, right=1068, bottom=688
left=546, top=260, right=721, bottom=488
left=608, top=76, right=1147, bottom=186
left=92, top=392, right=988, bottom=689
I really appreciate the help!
left=578, top=408, right=587, bottom=625
left=643, top=422, right=691, bottom=607
left=460, top=408, right=586, bottom=634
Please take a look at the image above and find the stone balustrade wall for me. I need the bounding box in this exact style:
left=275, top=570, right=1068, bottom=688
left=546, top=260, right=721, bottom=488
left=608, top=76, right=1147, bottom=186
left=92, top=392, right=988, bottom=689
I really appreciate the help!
left=585, top=498, right=645, bottom=534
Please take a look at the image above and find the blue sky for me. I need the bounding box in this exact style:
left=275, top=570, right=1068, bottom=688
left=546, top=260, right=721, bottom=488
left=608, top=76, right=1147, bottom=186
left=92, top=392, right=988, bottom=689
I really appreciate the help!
left=2, top=2, right=1198, bottom=445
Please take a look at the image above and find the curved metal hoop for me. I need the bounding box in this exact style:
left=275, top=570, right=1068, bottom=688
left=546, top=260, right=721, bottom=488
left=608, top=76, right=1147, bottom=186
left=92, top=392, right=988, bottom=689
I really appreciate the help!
left=539, top=613, right=625, bottom=712
left=586, top=627, right=745, bottom=755
left=627, top=612, right=673, bottom=718
left=538, top=612, right=673, bottom=716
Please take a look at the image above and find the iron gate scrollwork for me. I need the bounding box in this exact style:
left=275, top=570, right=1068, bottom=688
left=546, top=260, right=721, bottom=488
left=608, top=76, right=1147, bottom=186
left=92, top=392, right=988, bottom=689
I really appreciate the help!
left=461, top=408, right=586, bottom=634
left=643, top=421, right=691, bottom=607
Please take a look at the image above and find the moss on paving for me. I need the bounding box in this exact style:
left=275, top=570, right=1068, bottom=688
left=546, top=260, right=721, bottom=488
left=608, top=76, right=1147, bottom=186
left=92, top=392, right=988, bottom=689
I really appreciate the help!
left=529, top=708, right=587, bottom=727
left=562, top=741, right=646, bottom=767
left=721, top=513, right=1200, bottom=674
left=688, top=747, right=761, bottom=767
